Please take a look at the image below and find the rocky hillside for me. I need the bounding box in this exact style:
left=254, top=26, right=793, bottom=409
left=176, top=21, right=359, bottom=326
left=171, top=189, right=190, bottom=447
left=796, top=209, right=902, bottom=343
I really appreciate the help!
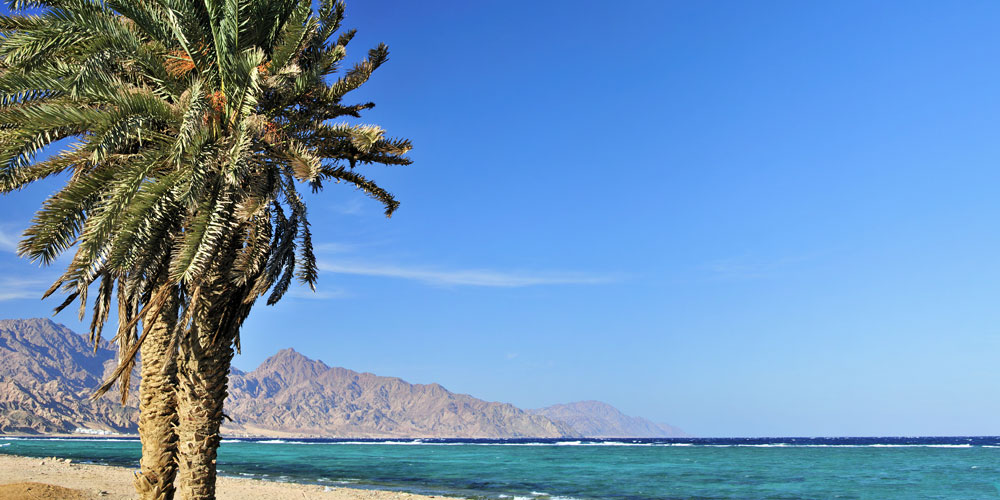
left=223, top=349, right=574, bottom=438
left=0, top=319, right=138, bottom=434
left=531, top=400, right=687, bottom=438
left=0, top=319, right=574, bottom=437
left=0, top=319, right=684, bottom=438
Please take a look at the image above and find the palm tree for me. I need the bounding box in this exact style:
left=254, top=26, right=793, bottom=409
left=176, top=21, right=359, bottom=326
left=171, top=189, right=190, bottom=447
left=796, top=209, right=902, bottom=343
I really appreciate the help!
left=0, top=1, right=412, bottom=498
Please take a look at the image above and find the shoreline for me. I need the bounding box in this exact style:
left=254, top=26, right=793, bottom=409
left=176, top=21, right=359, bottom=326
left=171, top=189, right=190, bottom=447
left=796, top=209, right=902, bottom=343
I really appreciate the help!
left=0, top=454, right=450, bottom=500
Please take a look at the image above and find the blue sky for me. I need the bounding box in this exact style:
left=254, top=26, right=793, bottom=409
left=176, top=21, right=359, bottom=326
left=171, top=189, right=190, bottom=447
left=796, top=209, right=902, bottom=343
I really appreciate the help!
left=2, top=0, right=1000, bottom=437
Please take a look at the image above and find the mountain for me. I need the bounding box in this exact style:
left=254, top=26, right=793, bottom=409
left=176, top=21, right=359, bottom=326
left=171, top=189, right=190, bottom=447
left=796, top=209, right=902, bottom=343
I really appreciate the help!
left=0, top=318, right=683, bottom=438
left=530, top=401, right=688, bottom=438
left=0, top=319, right=574, bottom=437
left=222, top=348, right=574, bottom=438
left=0, top=318, right=138, bottom=434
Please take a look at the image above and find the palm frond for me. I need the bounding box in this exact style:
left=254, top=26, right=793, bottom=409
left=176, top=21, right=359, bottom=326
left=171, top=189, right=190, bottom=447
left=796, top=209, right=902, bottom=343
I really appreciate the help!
left=1, top=0, right=413, bottom=396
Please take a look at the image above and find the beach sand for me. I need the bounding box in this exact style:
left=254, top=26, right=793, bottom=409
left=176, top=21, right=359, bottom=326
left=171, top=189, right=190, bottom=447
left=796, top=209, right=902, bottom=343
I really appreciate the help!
left=0, top=454, right=446, bottom=500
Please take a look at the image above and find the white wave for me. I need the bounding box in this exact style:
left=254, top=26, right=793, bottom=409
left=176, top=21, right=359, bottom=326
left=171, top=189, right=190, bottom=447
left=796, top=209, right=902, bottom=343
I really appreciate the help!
left=268, top=440, right=988, bottom=448
left=780, top=445, right=865, bottom=448
left=307, top=440, right=446, bottom=446
left=239, top=440, right=445, bottom=446
left=866, top=444, right=972, bottom=448
left=589, top=442, right=656, bottom=446
left=549, top=441, right=660, bottom=447
left=702, top=444, right=790, bottom=448
left=44, top=437, right=990, bottom=449
left=488, top=443, right=553, bottom=446
left=0, top=437, right=134, bottom=442
left=464, top=442, right=651, bottom=447
left=212, top=439, right=682, bottom=447
left=696, top=443, right=982, bottom=448
left=527, top=494, right=581, bottom=500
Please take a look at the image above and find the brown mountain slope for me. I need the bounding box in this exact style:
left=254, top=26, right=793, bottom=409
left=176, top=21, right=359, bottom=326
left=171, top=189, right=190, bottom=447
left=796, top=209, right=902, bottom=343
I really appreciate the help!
left=0, top=319, right=577, bottom=438
left=0, top=319, right=138, bottom=434
left=530, top=400, right=688, bottom=438
left=0, top=319, right=685, bottom=438
left=223, top=349, right=575, bottom=438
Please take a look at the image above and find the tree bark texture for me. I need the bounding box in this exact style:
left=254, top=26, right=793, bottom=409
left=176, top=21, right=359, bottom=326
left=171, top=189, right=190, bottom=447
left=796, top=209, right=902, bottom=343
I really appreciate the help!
left=173, top=229, right=256, bottom=499
left=175, top=318, right=236, bottom=500
left=135, top=291, right=181, bottom=500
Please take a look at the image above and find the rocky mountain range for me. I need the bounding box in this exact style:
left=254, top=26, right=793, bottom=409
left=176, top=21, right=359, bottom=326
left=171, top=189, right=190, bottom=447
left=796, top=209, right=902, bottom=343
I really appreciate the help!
left=223, top=348, right=573, bottom=438
left=0, top=318, right=138, bottom=434
left=530, top=400, right=687, bottom=438
left=0, top=318, right=685, bottom=438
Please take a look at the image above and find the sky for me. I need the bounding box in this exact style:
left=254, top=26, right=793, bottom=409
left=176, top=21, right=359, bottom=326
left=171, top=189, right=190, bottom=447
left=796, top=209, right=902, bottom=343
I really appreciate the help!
left=2, top=0, right=1000, bottom=437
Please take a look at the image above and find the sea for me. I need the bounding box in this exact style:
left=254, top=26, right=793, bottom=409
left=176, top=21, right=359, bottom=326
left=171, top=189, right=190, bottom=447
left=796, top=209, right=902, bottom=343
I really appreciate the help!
left=1, top=436, right=999, bottom=499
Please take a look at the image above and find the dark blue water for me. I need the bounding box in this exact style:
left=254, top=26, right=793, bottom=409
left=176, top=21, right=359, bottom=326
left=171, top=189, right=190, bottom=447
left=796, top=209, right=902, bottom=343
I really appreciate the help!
left=2, top=436, right=999, bottom=499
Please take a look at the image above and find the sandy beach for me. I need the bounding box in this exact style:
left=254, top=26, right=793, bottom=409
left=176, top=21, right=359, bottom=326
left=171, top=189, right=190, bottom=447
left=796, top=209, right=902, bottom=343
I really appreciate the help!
left=0, top=454, right=446, bottom=500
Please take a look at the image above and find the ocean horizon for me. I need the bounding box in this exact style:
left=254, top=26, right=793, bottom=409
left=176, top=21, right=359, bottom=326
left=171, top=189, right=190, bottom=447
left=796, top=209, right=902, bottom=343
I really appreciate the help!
left=3, top=436, right=999, bottom=499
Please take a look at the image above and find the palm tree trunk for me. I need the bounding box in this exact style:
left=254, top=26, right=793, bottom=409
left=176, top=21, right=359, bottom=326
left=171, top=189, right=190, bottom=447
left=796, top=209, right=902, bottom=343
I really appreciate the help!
left=135, top=291, right=181, bottom=500
left=174, top=319, right=235, bottom=500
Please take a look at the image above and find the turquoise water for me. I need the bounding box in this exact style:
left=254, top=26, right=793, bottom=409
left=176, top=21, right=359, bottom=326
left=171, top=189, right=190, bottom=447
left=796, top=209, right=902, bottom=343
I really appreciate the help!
left=2, top=437, right=999, bottom=499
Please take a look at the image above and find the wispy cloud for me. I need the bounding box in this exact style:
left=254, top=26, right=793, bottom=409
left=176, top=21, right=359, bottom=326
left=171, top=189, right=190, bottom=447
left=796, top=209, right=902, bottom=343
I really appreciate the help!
left=286, top=287, right=351, bottom=300
left=0, top=227, right=18, bottom=253
left=312, top=241, right=361, bottom=254
left=0, top=277, right=48, bottom=301
left=316, top=261, right=618, bottom=287
left=328, top=198, right=365, bottom=216
left=704, top=258, right=768, bottom=280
